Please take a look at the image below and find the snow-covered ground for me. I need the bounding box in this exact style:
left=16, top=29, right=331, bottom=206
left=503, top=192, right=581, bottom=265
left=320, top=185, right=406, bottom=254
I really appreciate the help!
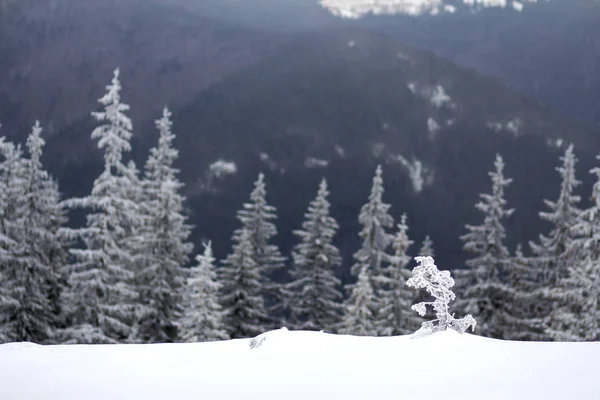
left=1, top=328, right=599, bottom=399
left=320, top=0, right=539, bottom=18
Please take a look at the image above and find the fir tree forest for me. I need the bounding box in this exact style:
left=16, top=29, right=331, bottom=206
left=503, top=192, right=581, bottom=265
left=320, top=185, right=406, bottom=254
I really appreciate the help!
left=2, top=68, right=600, bottom=344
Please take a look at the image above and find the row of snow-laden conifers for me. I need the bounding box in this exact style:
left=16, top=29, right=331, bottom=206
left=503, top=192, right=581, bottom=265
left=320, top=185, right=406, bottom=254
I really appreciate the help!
left=0, top=68, right=596, bottom=344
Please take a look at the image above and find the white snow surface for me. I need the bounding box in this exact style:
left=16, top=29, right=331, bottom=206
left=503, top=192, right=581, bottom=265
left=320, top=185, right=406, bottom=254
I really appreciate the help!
left=408, top=83, right=456, bottom=110
left=2, top=328, right=597, bottom=399
left=209, top=159, right=237, bottom=178
left=390, top=154, right=434, bottom=193
left=321, top=0, right=539, bottom=18
left=486, top=118, right=523, bottom=137
left=305, top=157, right=329, bottom=168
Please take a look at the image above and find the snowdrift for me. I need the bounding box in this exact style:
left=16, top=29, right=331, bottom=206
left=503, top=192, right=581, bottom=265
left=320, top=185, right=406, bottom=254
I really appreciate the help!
left=1, top=328, right=599, bottom=399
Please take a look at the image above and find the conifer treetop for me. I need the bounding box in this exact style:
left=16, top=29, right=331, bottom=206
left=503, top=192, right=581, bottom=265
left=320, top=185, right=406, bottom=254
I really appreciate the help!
left=237, top=173, right=277, bottom=235
left=419, top=235, right=435, bottom=258
left=289, top=178, right=343, bottom=332
left=392, top=214, right=413, bottom=266
left=341, top=265, right=377, bottom=336
left=147, top=107, right=179, bottom=178
left=220, top=228, right=270, bottom=338
left=91, top=68, right=133, bottom=169
left=180, top=241, right=228, bottom=342
left=376, top=213, right=422, bottom=336
left=26, top=121, right=45, bottom=167
left=234, top=172, right=284, bottom=274
left=352, top=165, right=394, bottom=276
left=530, top=144, right=581, bottom=285
left=462, top=153, right=514, bottom=267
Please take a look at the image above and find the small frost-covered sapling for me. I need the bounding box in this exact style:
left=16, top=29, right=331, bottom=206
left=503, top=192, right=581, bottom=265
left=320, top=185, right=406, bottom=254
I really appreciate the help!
left=406, top=256, right=476, bottom=333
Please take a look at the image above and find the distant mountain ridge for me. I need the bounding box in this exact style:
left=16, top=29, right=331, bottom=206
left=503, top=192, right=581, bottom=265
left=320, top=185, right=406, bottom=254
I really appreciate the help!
left=194, top=0, right=600, bottom=129
left=1, top=0, right=599, bottom=280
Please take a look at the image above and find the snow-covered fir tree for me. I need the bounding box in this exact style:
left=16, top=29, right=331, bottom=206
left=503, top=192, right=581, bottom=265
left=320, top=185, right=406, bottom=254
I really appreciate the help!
left=517, top=145, right=582, bottom=340
left=500, top=243, right=549, bottom=340
left=0, top=123, right=68, bottom=344
left=547, top=259, right=600, bottom=341
left=0, top=138, right=26, bottom=343
left=135, top=107, right=192, bottom=343
left=0, top=264, right=14, bottom=343
left=288, top=179, right=343, bottom=332
left=530, top=144, right=581, bottom=286
left=121, top=160, right=145, bottom=237
left=352, top=165, right=394, bottom=293
left=341, top=266, right=377, bottom=336
left=0, top=138, right=24, bottom=246
left=180, top=242, right=228, bottom=342
left=407, top=256, right=476, bottom=334
left=20, top=123, right=68, bottom=338
left=547, top=154, right=600, bottom=341
left=230, top=173, right=286, bottom=327
left=220, top=228, right=270, bottom=339
left=62, top=69, right=140, bottom=344
left=376, top=214, right=421, bottom=335
left=458, top=154, right=514, bottom=338
left=419, top=235, right=435, bottom=257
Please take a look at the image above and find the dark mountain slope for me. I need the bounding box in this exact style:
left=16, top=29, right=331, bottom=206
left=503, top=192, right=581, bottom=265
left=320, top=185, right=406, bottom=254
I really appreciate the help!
left=356, top=1, right=600, bottom=129
left=169, top=28, right=598, bottom=279
left=3, top=0, right=596, bottom=279
left=188, top=0, right=600, bottom=129
left=0, top=0, right=277, bottom=138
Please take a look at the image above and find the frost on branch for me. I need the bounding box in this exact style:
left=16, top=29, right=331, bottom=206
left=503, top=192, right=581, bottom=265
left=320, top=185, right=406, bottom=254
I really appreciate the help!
left=406, top=256, right=476, bottom=334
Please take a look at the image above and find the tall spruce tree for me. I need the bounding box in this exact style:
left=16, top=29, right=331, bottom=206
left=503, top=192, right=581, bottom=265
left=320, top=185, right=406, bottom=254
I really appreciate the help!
left=548, top=154, right=600, bottom=341
left=0, top=138, right=26, bottom=343
left=521, top=145, right=582, bottom=340
left=288, top=179, right=343, bottom=332
left=0, top=124, right=67, bottom=343
left=220, top=228, right=269, bottom=338
left=21, top=122, right=68, bottom=339
left=231, top=173, right=286, bottom=327
left=376, top=214, right=422, bottom=335
left=180, top=242, right=228, bottom=342
left=459, top=154, right=514, bottom=338
left=547, top=258, right=600, bottom=341
left=62, top=69, right=140, bottom=344
left=136, top=107, right=192, bottom=343
left=502, top=244, right=547, bottom=340
left=341, top=266, right=377, bottom=336
left=530, top=144, right=581, bottom=286
left=352, top=165, right=394, bottom=293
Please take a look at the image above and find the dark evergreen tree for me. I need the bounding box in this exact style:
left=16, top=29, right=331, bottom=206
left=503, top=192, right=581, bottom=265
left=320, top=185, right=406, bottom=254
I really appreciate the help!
left=288, top=179, right=343, bottom=332
left=520, top=145, right=583, bottom=340
left=351, top=164, right=394, bottom=315
left=376, top=214, right=422, bottom=335
left=548, top=153, right=600, bottom=341
left=180, top=242, right=228, bottom=342
left=341, top=266, right=377, bottom=336
left=0, top=138, right=27, bottom=343
left=458, top=154, right=514, bottom=338
left=418, top=235, right=435, bottom=258
left=220, top=228, right=269, bottom=338
left=62, top=69, right=140, bottom=343
left=231, top=173, right=286, bottom=327
left=530, top=144, right=581, bottom=286
left=136, top=107, right=192, bottom=343
left=0, top=123, right=67, bottom=344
